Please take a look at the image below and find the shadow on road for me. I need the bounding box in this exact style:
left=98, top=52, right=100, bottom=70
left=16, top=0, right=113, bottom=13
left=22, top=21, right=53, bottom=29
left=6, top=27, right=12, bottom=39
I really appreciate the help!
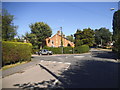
left=13, top=79, right=60, bottom=89
left=59, top=60, right=119, bottom=88
left=91, top=50, right=117, bottom=60
left=14, top=60, right=119, bottom=89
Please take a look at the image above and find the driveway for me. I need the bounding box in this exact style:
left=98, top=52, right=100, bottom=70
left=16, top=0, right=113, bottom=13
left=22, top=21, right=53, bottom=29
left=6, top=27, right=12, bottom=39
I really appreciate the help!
left=2, top=48, right=119, bottom=88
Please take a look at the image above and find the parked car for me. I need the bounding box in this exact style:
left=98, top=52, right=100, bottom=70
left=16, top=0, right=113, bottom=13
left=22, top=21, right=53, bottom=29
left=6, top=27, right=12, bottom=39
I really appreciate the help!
left=38, top=49, right=53, bottom=55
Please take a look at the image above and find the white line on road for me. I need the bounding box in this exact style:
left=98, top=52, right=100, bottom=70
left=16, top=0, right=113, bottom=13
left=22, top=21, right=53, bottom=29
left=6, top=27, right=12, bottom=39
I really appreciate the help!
left=40, top=60, right=44, bottom=62
left=65, top=62, right=71, bottom=65
left=53, top=61, right=56, bottom=63
left=74, top=56, right=85, bottom=58
left=58, top=62, right=63, bottom=63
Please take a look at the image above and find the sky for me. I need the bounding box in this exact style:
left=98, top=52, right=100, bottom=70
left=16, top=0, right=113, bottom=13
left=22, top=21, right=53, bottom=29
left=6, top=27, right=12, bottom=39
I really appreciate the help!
left=2, top=2, right=118, bottom=37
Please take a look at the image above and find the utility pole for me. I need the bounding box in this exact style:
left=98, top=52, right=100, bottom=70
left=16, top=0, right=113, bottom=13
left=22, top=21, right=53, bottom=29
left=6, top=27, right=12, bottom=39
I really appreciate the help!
left=101, top=39, right=102, bottom=46
left=60, top=27, right=63, bottom=54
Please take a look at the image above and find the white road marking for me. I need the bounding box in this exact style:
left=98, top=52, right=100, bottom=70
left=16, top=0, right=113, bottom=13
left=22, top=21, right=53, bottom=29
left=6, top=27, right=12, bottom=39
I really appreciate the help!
left=53, top=79, right=59, bottom=85
left=40, top=60, right=44, bottom=62
left=64, top=65, right=70, bottom=70
left=58, top=62, right=63, bottom=63
left=74, top=56, right=85, bottom=58
left=65, top=62, right=71, bottom=65
left=53, top=61, right=56, bottom=63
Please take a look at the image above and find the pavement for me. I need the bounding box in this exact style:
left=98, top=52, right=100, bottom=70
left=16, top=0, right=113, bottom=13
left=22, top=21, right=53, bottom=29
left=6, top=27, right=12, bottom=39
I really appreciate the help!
left=2, top=60, right=70, bottom=88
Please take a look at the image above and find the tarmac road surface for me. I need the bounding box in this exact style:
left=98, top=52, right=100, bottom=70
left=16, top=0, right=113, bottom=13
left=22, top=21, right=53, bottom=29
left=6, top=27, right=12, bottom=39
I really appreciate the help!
left=1, top=48, right=119, bottom=88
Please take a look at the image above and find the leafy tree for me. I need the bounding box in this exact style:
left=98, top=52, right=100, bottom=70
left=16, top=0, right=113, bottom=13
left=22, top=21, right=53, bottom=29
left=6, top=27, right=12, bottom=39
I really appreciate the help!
left=112, top=10, right=120, bottom=58
left=66, top=34, right=74, bottom=42
left=95, top=28, right=112, bottom=46
left=24, top=32, right=38, bottom=49
left=29, top=22, right=52, bottom=49
left=113, top=10, right=120, bottom=41
left=2, top=9, right=17, bottom=41
left=0, top=12, right=2, bottom=42
left=74, top=29, right=83, bottom=46
left=74, top=28, right=95, bottom=47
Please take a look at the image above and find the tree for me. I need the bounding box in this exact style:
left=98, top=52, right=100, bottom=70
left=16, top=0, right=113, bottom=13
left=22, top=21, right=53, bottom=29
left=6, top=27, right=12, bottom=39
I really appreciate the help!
left=29, top=22, right=52, bottom=49
left=0, top=23, right=1, bottom=41
left=74, top=28, right=95, bottom=47
left=74, top=29, right=83, bottom=46
left=66, top=34, right=74, bottom=42
left=95, top=28, right=112, bottom=46
left=2, top=9, right=17, bottom=41
left=112, top=10, right=120, bottom=58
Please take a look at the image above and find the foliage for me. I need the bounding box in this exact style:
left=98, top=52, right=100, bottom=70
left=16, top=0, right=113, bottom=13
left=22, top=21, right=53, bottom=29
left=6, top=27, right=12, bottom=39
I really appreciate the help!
left=2, top=41, right=32, bottom=66
left=28, top=22, right=52, bottom=49
left=0, top=10, right=2, bottom=42
left=2, top=9, right=17, bottom=41
left=95, top=27, right=112, bottom=46
left=66, top=34, right=74, bottom=42
left=43, top=46, right=62, bottom=54
left=112, top=10, right=120, bottom=58
left=74, top=28, right=95, bottom=47
left=63, top=47, right=73, bottom=54
left=43, top=45, right=89, bottom=54
left=74, top=45, right=90, bottom=54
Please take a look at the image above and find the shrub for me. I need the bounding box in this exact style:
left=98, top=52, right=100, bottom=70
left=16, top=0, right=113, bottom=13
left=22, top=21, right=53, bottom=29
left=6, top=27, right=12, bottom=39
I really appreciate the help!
left=32, top=49, right=39, bottom=54
left=2, top=41, right=32, bottom=66
left=43, top=45, right=89, bottom=54
left=74, top=45, right=90, bottom=53
left=43, top=46, right=62, bottom=54
left=63, top=47, right=73, bottom=54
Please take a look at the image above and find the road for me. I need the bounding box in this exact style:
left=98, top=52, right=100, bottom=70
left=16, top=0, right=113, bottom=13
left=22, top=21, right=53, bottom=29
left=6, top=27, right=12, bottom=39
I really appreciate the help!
left=2, top=48, right=119, bottom=88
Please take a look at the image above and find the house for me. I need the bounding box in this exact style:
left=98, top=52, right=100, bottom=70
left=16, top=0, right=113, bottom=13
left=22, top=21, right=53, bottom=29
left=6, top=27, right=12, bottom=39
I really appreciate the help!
left=46, top=31, right=75, bottom=47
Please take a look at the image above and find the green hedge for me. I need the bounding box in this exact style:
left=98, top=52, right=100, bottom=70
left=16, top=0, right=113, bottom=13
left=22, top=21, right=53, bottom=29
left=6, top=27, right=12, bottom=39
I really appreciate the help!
left=43, top=46, right=62, bottom=54
left=2, top=41, right=32, bottom=65
left=43, top=45, right=89, bottom=54
left=74, top=45, right=90, bottom=53
left=63, top=47, right=73, bottom=54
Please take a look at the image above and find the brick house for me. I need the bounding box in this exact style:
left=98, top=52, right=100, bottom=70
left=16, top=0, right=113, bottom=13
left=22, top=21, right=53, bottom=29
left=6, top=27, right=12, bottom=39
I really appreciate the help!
left=46, top=31, right=75, bottom=47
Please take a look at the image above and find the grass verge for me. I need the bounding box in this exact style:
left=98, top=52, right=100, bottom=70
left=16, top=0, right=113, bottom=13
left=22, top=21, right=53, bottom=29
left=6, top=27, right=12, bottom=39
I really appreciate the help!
left=0, top=60, right=31, bottom=71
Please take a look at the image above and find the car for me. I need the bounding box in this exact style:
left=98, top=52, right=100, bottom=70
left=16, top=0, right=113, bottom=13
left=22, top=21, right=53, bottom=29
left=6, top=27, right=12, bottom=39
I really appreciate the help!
left=38, top=49, right=53, bottom=55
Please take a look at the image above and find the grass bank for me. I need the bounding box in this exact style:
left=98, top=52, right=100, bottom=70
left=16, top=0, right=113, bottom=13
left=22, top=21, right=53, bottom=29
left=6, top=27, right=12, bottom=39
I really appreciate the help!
left=0, top=60, right=31, bottom=71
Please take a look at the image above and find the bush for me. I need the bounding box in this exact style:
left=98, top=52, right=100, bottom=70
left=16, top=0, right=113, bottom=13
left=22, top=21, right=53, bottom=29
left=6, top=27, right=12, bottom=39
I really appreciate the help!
left=32, top=49, right=39, bottom=54
left=2, top=41, right=32, bottom=66
left=63, top=47, right=73, bottom=54
left=74, top=45, right=90, bottom=53
left=43, top=45, right=89, bottom=54
left=43, top=46, right=62, bottom=54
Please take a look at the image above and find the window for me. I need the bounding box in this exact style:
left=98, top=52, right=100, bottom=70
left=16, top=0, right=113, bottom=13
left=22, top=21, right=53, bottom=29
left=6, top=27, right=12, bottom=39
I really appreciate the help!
left=48, top=39, right=50, bottom=43
left=67, top=43, right=71, bottom=47
left=52, top=40, right=54, bottom=44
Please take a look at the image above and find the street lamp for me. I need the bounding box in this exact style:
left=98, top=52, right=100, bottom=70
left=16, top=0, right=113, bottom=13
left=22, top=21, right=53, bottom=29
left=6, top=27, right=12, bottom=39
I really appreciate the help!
left=110, top=8, right=115, bottom=11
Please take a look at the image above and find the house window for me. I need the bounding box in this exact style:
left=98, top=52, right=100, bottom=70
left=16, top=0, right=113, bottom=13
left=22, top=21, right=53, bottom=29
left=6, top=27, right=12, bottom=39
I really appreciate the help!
left=48, top=39, right=50, bottom=43
left=52, top=40, right=54, bottom=44
left=67, top=43, right=71, bottom=47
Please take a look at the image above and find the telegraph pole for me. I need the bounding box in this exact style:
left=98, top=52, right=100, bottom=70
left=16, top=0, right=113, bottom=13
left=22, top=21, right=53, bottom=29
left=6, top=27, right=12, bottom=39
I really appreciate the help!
left=60, top=27, right=63, bottom=54
left=101, top=39, right=102, bottom=47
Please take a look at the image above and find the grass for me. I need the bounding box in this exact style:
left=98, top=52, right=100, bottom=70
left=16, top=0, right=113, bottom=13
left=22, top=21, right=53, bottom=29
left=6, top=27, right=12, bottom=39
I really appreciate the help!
left=0, top=61, right=30, bottom=71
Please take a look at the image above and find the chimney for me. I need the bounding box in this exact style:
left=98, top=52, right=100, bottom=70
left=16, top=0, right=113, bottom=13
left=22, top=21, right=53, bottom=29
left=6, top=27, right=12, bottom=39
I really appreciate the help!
left=57, top=31, right=61, bottom=35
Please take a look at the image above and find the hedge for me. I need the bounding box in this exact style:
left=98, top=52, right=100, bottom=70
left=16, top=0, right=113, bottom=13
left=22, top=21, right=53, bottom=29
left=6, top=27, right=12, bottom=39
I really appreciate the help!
left=43, top=46, right=62, bottom=54
left=74, top=45, right=90, bottom=53
left=63, top=47, right=73, bottom=54
left=43, top=45, right=89, bottom=54
left=2, top=41, right=32, bottom=65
